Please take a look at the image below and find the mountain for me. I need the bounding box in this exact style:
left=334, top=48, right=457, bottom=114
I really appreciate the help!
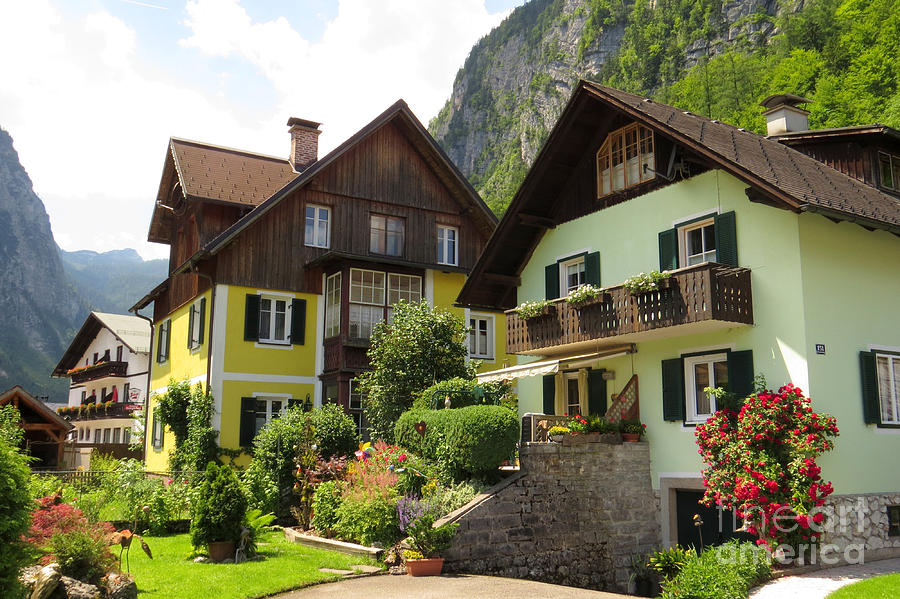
left=0, top=128, right=85, bottom=400
left=60, top=248, right=166, bottom=314
left=430, top=0, right=900, bottom=214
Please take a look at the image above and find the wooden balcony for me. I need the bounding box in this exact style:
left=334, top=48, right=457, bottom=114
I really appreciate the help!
left=69, top=361, right=128, bottom=384
left=506, top=263, right=753, bottom=355
left=58, top=403, right=142, bottom=421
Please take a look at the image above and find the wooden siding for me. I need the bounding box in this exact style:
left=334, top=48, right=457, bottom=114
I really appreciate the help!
left=506, top=263, right=753, bottom=354
left=788, top=141, right=877, bottom=187
left=214, top=120, right=488, bottom=293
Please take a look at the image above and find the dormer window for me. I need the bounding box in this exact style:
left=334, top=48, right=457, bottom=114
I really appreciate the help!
left=596, top=123, right=655, bottom=197
left=879, top=152, right=900, bottom=192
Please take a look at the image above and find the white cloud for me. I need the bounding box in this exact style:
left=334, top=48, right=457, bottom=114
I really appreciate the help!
left=0, top=0, right=512, bottom=261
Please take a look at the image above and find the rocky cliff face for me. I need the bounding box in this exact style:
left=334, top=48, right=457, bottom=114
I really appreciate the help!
left=429, top=0, right=786, bottom=214
left=0, top=128, right=84, bottom=399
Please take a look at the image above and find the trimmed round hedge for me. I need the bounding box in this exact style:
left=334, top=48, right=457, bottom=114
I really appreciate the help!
left=395, top=405, right=518, bottom=481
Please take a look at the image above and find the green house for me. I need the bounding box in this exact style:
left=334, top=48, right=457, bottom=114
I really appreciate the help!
left=458, top=82, right=900, bottom=553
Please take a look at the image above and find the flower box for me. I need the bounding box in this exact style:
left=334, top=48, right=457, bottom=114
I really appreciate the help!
left=406, top=557, right=445, bottom=576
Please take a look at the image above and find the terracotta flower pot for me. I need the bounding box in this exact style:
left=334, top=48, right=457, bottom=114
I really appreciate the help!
left=208, top=540, right=235, bottom=563
left=406, top=557, right=444, bottom=576
left=622, top=432, right=641, bottom=442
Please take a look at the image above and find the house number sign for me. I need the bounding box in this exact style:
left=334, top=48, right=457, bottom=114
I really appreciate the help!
left=815, top=344, right=826, bottom=355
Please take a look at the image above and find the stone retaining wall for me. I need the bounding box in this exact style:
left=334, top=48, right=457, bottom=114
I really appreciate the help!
left=439, top=441, right=660, bottom=592
left=823, top=492, right=900, bottom=562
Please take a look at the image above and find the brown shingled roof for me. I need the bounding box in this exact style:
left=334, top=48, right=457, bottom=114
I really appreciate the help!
left=169, top=138, right=297, bottom=206
left=589, top=83, right=900, bottom=229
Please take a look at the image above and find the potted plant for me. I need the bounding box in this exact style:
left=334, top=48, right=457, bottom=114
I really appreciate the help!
left=565, top=284, right=608, bottom=307
left=514, top=299, right=555, bottom=320
left=547, top=425, right=570, bottom=442
left=621, top=419, right=647, bottom=442
left=589, top=416, right=622, bottom=444
left=622, top=270, right=672, bottom=295
left=190, top=463, right=247, bottom=562
left=402, top=513, right=458, bottom=576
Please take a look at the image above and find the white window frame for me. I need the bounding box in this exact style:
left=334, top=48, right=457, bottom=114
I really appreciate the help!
left=349, top=304, right=383, bottom=339
left=437, top=225, right=458, bottom=266
left=349, top=378, right=366, bottom=411
left=560, top=256, right=586, bottom=297
left=257, top=294, right=291, bottom=345
left=875, top=353, right=900, bottom=425
left=252, top=396, right=289, bottom=438
left=350, top=268, right=386, bottom=305
left=678, top=217, right=717, bottom=267
left=596, top=123, right=655, bottom=197
left=565, top=372, right=582, bottom=417
left=879, top=151, right=900, bottom=191
left=189, top=299, right=203, bottom=350
left=684, top=352, right=728, bottom=424
left=325, top=272, right=341, bottom=339
left=387, top=273, right=422, bottom=306
left=468, top=313, right=495, bottom=360
left=305, top=204, right=331, bottom=249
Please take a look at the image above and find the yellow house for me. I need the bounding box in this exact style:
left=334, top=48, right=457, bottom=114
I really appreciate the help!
left=131, top=103, right=508, bottom=470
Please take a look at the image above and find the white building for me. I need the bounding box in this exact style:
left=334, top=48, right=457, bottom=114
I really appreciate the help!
left=52, top=312, right=150, bottom=451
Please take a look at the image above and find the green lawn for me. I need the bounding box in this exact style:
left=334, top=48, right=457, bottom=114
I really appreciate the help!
left=827, top=573, right=900, bottom=598
left=126, top=531, right=381, bottom=599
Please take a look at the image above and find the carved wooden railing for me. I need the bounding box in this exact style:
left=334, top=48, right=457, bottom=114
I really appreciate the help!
left=506, top=263, right=752, bottom=354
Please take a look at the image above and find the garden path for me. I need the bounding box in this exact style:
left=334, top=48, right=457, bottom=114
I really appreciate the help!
left=750, top=556, right=900, bottom=598
left=273, top=573, right=636, bottom=598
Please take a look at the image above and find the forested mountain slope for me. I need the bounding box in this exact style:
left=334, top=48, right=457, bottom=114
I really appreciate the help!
left=431, top=0, right=900, bottom=214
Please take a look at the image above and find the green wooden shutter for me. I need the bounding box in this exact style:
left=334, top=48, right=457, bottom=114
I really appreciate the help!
left=545, top=263, right=560, bottom=300
left=727, top=350, right=755, bottom=400
left=244, top=294, right=260, bottom=341
left=585, top=252, right=601, bottom=287
left=239, top=397, right=257, bottom=447
left=156, top=322, right=164, bottom=363
left=715, top=211, right=738, bottom=266
left=198, top=297, right=206, bottom=346
left=164, top=320, right=170, bottom=361
left=659, top=228, right=679, bottom=271
left=588, top=369, right=607, bottom=416
left=859, top=351, right=881, bottom=424
left=291, top=298, right=306, bottom=345
left=157, top=320, right=170, bottom=362
left=542, top=374, right=556, bottom=415
left=662, top=357, right=685, bottom=421
left=187, top=304, right=195, bottom=348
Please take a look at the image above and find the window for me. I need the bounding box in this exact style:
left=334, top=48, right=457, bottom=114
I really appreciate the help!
left=680, top=219, right=717, bottom=266
left=305, top=204, right=330, bottom=248
left=349, top=379, right=369, bottom=441
left=876, top=353, right=900, bottom=424
left=370, top=215, right=404, bottom=256
left=596, top=123, right=655, bottom=197
left=116, top=345, right=123, bottom=361
left=566, top=374, right=581, bottom=417
left=253, top=398, right=287, bottom=438
left=102, top=428, right=110, bottom=443
left=188, top=298, right=205, bottom=349
left=349, top=305, right=383, bottom=339
left=325, top=273, right=341, bottom=338
left=259, top=296, right=289, bottom=344
left=151, top=410, right=163, bottom=449
left=879, top=152, right=900, bottom=192
left=123, top=383, right=130, bottom=402
left=81, top=391, right=86, bottom=403
left=889, top=506, right=900, bottom=536
left=684, top=353, right=729, bottom=423
left=156, top=319, right=170, bottom=363
left=560, top=257, right=586, bottom=296
left=323, top=383, right=339, bottom=405
left=112, top=428, right=120, bottom=444
left=93, top=352, right=99, bottom=364
left=123, top=428, right=131, bottom=445
left=468, top=314, right=495, bottom=360
left=348, top=268, right=421, bottom=339
left=437, top=225, right=458, bottom=266
left=101, top=387, right=107, bottom=401
left=387, top=273, right=421, bottom=321
left=94, top=429, right=101, bottom=444
left=350, top=269, right=385, bottom=305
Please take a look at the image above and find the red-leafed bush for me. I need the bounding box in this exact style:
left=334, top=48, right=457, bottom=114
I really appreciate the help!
left=695, top=384, right=839, bottom=554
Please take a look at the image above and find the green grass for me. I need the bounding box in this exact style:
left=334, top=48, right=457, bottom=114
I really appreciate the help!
left=827, top=573, right=900, bottom=598
left=126, top=531, right=381, bottom=599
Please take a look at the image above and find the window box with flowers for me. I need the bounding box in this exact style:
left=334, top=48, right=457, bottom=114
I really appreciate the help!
left=622, top=270, right=673, bottom=295
left=565, top=283, right=610, bottom=308
left=548, top=425, right=570, bottom=442
left=515, top=299, right=556, bottom=320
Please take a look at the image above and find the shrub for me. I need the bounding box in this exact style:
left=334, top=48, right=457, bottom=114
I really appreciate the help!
left=358, top=300, right=473, bottom=443
left=50, top=526, right=117, bottom=585
left=190, top=463, right=247, bottom=548
left=660, top=541, right=770, bottom=599
left=412, top=378, right=512, bottom=411
left=248, top=407, right=312, bottom=517
left=310, top=404, right=358, bottom=458
left=242, top=460, right=279, bottom=515
left=649, top=545, right=696, bottom=580
left=395, top=405, right=518, bottom=481
left=0, top=435, right=33, bottom=596
left=422, top=480, right=483, bottom=517
left=310, top=480, right=343, bottom=536
left=695, top=383, right=839, bottom=552
left=397, top=495, right=457, bottom=557
left=332, top=491, right=400, bottom=547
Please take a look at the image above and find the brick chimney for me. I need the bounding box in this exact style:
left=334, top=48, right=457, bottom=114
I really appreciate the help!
left=287, top=117, right=321, bottom=171
left=761, top=94, right=812, bottom=136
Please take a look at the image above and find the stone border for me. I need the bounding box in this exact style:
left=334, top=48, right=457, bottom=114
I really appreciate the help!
left=283, top=527, right=383, bottom=559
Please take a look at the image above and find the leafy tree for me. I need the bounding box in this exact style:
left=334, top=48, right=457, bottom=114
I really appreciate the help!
left=0, top=412, right=32, bottom=597
left=359, top=301, right=473, bottom=443
left=309, top=404, right=359, bottom=458
left=155, top=380, right=219, bottom=471
left=190, top=463, right=247, bottom=548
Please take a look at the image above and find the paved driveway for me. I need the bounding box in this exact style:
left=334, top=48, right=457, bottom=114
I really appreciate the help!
left=274, top=574, right=634, bottom=599
left=751, top=557, right=900, bottom=598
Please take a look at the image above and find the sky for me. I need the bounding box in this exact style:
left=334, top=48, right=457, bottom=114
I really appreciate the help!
left=0, top=0, right=525, bottom=260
